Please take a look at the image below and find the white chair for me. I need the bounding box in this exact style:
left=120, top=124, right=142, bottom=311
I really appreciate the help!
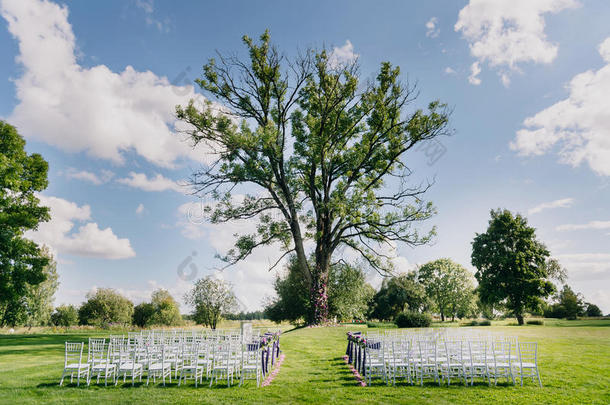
left=517, top=342, right=542, bottom=387
left=490, top=341, right=515, bottom=386
left=60, top=342, right=89, bottom=386
left=240, top=340, right=262, bottom=387
left=364, top=339, right=388, bottom=386
left=210, top=341, right=237, bottom=387
left=465, top=340, right=489, bottom=386
left=179, top=343, right=204, bottom=387
left=88, top=339, right=116, bottom=386
left=414, top=340, right=439, bottom=386
left=146, top=345, right=172, bottom=386
left=116, top=345, right=144, bottom=386
left=441, top=340, right=466, bottom=386
left=197, top=338, right=212, bottom=379
left=389, top=340, right=412, bottom=385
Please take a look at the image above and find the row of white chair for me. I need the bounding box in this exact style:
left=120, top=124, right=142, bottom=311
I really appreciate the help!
left=347, top=333, right=542, bottom=387
left=60, top=330, right=280, bottom=387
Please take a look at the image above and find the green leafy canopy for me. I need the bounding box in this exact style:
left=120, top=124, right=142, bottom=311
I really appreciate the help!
left=176, top=31, right=450, bottom=323
left=0, top=121, right=51, bottom=326
left=471, top=209, right=560, bottom=324
left=177, top=31, right=450, bottom=269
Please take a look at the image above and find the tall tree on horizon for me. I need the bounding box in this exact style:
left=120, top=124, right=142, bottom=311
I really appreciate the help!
left=471, top=209, right=560, bottom=325
left=176, top=31, right=450, bottom=324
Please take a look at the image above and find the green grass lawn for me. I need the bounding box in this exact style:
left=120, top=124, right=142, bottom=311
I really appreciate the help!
left=0, top=320, right=608, bottom=404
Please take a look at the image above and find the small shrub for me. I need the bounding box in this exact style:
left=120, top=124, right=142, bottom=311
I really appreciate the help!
left=366, top=321, right=396, bottom=328
left=526, top=319, right=544, bottom=325
left=460, top=319, right=491, bottom=327
left=395, top=312, right=432, bottom=328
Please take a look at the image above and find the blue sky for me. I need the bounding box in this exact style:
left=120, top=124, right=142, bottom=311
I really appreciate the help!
left=1, top=0, right=609, bottom=312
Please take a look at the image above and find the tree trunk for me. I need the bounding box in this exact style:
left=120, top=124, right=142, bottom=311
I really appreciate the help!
left=310, top=274, right=328, bottom=325
left=440, top=312, right=445, bottom=322
left=516, top=313, right=524, bottom=325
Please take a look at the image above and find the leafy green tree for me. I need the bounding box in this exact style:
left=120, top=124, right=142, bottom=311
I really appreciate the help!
left=224, top=310, right=265, bottom=320
left=132, top=302, right=155, bottom=328
left=455, top=290, right=479, bottom=320
left=585, top=303, right=602, bottom=317
left=418, top=258, right=476, bottom=321
left=265, top=257, right=375, bottom=323
left=369, top=272, right=428, bottom=321
left=148, top=289, right=183, bottom=326
left=327, top=262, right=375, bottom=321
left=132, top=289, right=183, bottom=327
left=0, top=121, right=51, bottom=326
left=471, top=209, right=557, bottom=325
left=264, top=256, right=311, bottom=324
left=556, top=285, right=585, bottom=320
left=176, top=31, right=450, bottom=324
left=50, top=304, right=78, bottom=327
left=185, top=277, right=238, bottom=329
left=23, top=247, right=59, bottom=327
left=78, top=288, right=134, bottom=327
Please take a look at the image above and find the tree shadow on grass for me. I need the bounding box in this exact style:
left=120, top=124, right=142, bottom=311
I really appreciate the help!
left=36, top=382, right=60, bottom=388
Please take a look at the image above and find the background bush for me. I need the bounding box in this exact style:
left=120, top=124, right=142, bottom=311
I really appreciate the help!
left=50, top=305, right=78, bottom=327
left=394, top=311, right=432, bottom=328
left=366, top=321, right=397, bottom=328
left=526, top=319, right=545, bottom=325
left=78, top=288, right=134, bottom=327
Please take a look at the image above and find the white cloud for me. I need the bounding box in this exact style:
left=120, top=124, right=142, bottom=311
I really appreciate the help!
left=500, top=72, right=511, bottom=87
left=444, top=67, right=457, bottom=75
left=527, top=197, right=574, bottom=215
left=468, top=62, right=482, bottom=85
left=26, top=195, right=135, bottom=259
left=328, top=40, right=358, bottom=69
left=0, top=0, right=210, bottom=168
left=175, top=200, right=288, bottom=310
left=134, top=0, right=169, bottom=33
left=176, top=201, right=207, bottom=239
left=512, top=37, right=610, bottom=176
left=455, top=0, right=580, bottom=85
left=65, top=168, right=114, bottom=185
left=556, top=220, right=610, bottom=231
left=117, top=172, right=185, bottom=193
left=555, top=253, right=610, bottom=280
left=135, top=203, right=145, bottom=216
left=589, top=290, right=609, bottom=314
left=425, top=17, right=440, bottom=38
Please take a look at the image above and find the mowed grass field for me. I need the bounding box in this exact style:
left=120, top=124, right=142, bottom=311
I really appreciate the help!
left=0, top=320, right=608, bottom=404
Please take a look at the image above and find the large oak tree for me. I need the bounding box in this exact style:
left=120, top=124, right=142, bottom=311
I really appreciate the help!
left=177, top=32, right=450, bottom=324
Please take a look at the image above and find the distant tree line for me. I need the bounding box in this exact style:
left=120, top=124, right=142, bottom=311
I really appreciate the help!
left=263, top=209, right=607, bottom=326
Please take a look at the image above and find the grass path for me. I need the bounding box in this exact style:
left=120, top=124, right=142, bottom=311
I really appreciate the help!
left=0, top=323, right=609, bottom=404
